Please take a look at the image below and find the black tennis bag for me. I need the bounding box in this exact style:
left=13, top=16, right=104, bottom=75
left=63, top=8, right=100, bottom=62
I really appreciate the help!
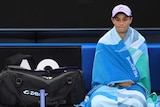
left=0, top=65, right=86, bottom=107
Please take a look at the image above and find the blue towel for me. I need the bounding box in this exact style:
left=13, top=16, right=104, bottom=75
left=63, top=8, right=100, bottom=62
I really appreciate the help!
left=92, top=27, right=151, bottom=94
left=75, top=27, right=153, bottom=107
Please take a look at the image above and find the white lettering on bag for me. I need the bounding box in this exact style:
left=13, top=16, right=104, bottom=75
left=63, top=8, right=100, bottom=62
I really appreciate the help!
left=23, top=90, right=48, bottom=97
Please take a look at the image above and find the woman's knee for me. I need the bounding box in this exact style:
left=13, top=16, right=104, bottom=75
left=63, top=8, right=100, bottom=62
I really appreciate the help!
left=91, top=95, right=116, bottom=107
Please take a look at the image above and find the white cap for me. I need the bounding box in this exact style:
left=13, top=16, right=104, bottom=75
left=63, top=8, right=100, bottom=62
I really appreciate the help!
left=112, top=4, right=132, bottom=17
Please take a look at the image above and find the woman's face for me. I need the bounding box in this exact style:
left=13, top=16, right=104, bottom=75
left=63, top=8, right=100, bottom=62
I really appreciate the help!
left=111, top=13, right=133, bottom=34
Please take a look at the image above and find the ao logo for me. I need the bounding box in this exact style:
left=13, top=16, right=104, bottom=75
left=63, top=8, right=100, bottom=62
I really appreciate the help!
left=20, top=58, right=59, bottom=70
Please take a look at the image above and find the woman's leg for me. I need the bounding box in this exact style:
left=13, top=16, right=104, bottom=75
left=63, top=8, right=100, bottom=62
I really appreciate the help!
left=90, top=86, right=147, bottom=107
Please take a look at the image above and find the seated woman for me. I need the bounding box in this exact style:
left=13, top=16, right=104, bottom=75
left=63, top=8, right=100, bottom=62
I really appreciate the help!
left=76, top=4, right=152, bottom=107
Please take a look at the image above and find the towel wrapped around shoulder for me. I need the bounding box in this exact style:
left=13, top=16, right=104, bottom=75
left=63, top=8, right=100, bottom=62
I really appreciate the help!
left=92, top=27, right=151, bottom=94
left=75, top=27, right=154, bottom=107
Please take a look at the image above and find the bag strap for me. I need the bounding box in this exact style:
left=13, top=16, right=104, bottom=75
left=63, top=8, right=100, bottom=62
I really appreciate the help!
left=49, top=66, right=78, bottom=73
